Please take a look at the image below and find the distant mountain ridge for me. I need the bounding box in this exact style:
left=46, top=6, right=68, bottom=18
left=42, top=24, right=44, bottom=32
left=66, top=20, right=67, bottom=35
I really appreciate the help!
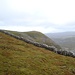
left=46, top=31, right=75, bottom=53
left=46, top=31, right=75, bottom=38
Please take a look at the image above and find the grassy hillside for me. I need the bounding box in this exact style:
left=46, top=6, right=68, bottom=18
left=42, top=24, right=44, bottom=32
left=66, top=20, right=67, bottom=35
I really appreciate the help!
left=4, top=30, right=61, bottom=49
left=0, top=32, right=75, bottom=75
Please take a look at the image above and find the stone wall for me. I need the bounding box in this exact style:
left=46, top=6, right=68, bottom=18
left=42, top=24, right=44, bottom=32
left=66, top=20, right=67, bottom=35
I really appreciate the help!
left=0, top=30, right=75, bottom=58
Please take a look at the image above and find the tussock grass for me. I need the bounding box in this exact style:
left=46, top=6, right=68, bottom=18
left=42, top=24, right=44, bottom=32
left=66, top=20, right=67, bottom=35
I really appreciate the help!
left=0, top=32, right=75, bottom=75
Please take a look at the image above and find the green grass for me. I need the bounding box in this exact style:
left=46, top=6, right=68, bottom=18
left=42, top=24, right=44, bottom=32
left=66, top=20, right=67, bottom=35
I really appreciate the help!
left=0, top=32, right=75, bottom=75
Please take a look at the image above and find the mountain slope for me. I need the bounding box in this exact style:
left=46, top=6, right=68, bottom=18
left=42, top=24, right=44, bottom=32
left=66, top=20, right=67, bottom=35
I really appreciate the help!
left=0, top=32, right=75, bottom=75
left=4, top=30, right=61, bottom=49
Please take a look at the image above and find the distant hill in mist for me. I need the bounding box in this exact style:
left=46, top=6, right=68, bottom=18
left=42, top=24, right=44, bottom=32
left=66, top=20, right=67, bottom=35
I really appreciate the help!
left=46, top=31, right=75, bottom=38
left=46, top=31, right=75, bottom=53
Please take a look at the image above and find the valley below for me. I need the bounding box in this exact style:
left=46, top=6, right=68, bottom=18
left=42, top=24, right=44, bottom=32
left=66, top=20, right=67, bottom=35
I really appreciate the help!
left=46, top=31, right=75, bottom=53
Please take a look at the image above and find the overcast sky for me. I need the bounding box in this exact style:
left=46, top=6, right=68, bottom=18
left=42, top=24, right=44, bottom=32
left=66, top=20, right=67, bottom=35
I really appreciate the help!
left=0, top=0, right=75, bottom=33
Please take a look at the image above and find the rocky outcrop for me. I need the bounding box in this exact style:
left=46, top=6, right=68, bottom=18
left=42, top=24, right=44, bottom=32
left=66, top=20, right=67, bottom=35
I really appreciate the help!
left=0, top=30, right=75, bottom=58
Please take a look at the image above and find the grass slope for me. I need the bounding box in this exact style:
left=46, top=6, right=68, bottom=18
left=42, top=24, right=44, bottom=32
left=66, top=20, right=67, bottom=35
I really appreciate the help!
left=4, top=30, right=61, bottom=49
left=0, top=32, right=75, bottom=75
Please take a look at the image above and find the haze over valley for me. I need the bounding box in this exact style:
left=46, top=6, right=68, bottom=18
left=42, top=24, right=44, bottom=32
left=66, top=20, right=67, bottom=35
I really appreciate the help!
left=46, top=31, right=75, bottom=53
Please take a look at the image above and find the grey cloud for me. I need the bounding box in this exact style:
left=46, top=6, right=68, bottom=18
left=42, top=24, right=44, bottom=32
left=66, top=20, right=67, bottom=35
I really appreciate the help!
left=0, top=0, right=75, bottom=33
left=65, top=22, right=75, bottom=26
